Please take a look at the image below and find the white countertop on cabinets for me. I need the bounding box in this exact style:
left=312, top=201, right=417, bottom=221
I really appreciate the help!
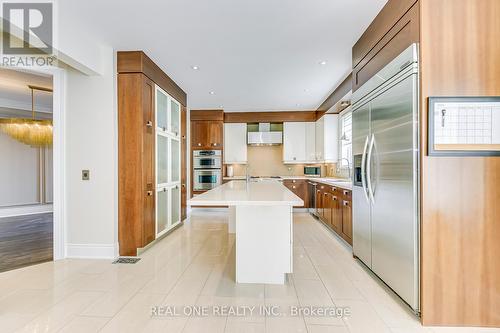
left=190, top=180, right=304, bottom=207
left=222, top=176, right=353, bottom=190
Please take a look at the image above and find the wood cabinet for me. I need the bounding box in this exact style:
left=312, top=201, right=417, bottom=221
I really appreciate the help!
left=118, top=73, right=156, bottom=256
left=316, top=184, right=352, bottom=246
left=323, top=192, right=332, bottom=227
left=118, top=51, right=187, bottom=257
left=352, top=0, right=419, bottom=92
left=191, top=121, right=208, bottom=149
left=224, top=123, right=247, bottom=164
left=283, top=179, right=308, bottom=208
left=190, top=110, right=224, bottom=197
left=316, top=184, right=326, bottom=217
left=191, top=120, right=223, bottom=149
left=331, top=191, right=342, bottom=233
left=341, top=199, right=352, bottom=242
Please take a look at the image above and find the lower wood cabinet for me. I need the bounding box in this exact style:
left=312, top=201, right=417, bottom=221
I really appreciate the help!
left=318, top=185, right=352, bottom=246
left=283, top=179, right=308, bottom=208
left=282, top=179, right=352, bottom=246
left=342, top=199, right=352, bottom=243
left=331, top=193, right=342, bottom=233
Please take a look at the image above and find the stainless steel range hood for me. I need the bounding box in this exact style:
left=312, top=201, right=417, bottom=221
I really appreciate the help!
left=247, top=123, right=283, bottom=146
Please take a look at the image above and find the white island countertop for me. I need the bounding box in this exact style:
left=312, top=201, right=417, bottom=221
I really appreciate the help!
left=190, top=180, right=304, bottom=207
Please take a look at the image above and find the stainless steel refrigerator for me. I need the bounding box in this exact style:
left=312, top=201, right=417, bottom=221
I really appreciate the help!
left=352, top=43, right=420, bottom=313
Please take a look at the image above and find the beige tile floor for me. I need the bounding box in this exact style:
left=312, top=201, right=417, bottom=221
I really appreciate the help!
left=0, top=210, right=499, bottom=333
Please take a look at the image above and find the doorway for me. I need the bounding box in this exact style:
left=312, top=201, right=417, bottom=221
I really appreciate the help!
left=0, top=68, right=54, bottom=272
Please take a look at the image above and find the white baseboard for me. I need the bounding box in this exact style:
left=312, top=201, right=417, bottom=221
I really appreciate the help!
left=0, top=204, right=54, bottom=218
left=65, top=243, right=118, bottom=259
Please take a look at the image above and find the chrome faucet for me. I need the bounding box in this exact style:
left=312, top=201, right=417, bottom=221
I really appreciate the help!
left=337, top=158, right=352, bottom=180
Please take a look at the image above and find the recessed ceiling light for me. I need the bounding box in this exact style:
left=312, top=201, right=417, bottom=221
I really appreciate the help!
left=191, top=65, right=199, bottom=70
left=319, top=60, right=327, bottom=65
left=304, top=89, right=309, bottom=92
left=209, top=91, right=215, bottom=95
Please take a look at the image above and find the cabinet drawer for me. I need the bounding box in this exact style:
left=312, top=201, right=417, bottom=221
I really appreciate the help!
left=341, top=189, right=352, bottom=199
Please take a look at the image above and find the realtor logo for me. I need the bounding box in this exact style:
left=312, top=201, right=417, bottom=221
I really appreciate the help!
left=2, top=2, right=53, bottom=55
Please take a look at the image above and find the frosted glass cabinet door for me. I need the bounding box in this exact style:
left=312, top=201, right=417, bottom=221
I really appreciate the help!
left=157, top=135, right=169, bottom=185
left=156, top=88, right=169, bottom=131
left=170, top=139, right=180, bottom=182
left=156, top=188, right=169, bottom=235
left=170, top=185, right=180, bottom=226
left=170, top=99, right=180, bottom=137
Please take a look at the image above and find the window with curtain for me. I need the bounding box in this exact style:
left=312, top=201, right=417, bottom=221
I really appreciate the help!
left=339, top=110, right=352, bottom=167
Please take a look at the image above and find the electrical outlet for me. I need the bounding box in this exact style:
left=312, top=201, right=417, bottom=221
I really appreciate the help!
left=82, top=170, right=90, bottom=180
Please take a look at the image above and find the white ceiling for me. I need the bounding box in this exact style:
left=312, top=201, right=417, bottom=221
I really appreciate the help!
left=61, top=0, right=386, bottom=111
left=0, top=68, right=53, bottom=115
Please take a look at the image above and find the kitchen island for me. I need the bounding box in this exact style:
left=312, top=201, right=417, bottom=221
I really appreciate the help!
left=190, top=180, right=303, bottom=284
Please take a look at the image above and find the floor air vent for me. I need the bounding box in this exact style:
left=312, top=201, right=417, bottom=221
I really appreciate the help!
left=112, top=257, right=141, bottom=264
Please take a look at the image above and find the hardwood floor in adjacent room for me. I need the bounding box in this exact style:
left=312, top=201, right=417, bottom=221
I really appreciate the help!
left=0, top=211, right=498, bottom=332
left=0, top=212, right=53, bottom=273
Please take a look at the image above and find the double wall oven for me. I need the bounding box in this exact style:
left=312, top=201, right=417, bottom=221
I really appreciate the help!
left=193, top=150, right=222, bottom=191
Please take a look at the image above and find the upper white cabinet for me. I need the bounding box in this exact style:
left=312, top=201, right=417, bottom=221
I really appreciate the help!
left=283, top=115, right=338, bottom=164
left=305, top=122, right=316, bottom=162
left=316, top=114, right=339, bottom=163
left=224, top=123, right=247, bottom=164
left=283, top=122, right=306, bottom=163
left=315, top=117, right=324, bottom=161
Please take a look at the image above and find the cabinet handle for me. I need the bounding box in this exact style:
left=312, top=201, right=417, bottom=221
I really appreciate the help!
left=147, top=191, right=153, bottom=196
left=182, top=184, right=186, bottom=188
left=293, top=157, right=297, bottom=161
left=343, top=190, right=349, bottom=196
left=182, top=135, right=186, bottom=139
left=343, top=201, right=349, bottom=206
left=146, top=120, right=153, bottom=127
left=197, top=143, right=202, bottom=146
left=162, top=126, right=166, bottom=131
left=212, top=143, right=218, bottom=147
left=333, top=196, right=337, bottom=201
left=292, top=185, right=296, bottom=189
left=292, top=180, right=296, bottom=183
left=332, top=188, right=336, bottom=192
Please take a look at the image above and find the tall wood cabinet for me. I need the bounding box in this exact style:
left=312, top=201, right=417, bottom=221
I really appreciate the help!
left=190, top=110, right=224, bottom=197
left=118, top=51, right=187, bottom=256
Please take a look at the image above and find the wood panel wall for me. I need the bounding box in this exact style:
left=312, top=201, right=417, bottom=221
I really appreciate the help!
left=224, top=111, right=317, bottom=123
left=419, top=0, right=500, bottom=327
left=316, top=73, right=352, bottom=116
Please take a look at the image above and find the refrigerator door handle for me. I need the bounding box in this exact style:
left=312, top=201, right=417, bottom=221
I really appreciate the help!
left=366, top=134, right=375, bottom=204
left=361, top=135, right=370, bottom=203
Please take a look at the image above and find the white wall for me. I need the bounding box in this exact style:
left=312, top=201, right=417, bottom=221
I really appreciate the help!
left=64, top=46, right=117, bottom=258
left=0, top=132, right=39, bottom=207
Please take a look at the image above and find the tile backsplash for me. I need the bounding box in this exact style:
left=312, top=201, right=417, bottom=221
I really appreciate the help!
left=224, top=145, right=348, bottom=179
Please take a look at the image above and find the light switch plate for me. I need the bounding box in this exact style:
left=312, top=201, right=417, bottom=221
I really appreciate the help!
left=82, top=170, right=90, bottom=180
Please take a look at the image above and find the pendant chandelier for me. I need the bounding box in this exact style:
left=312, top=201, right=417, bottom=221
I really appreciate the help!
left=0, top=85, right=53, bottom=146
